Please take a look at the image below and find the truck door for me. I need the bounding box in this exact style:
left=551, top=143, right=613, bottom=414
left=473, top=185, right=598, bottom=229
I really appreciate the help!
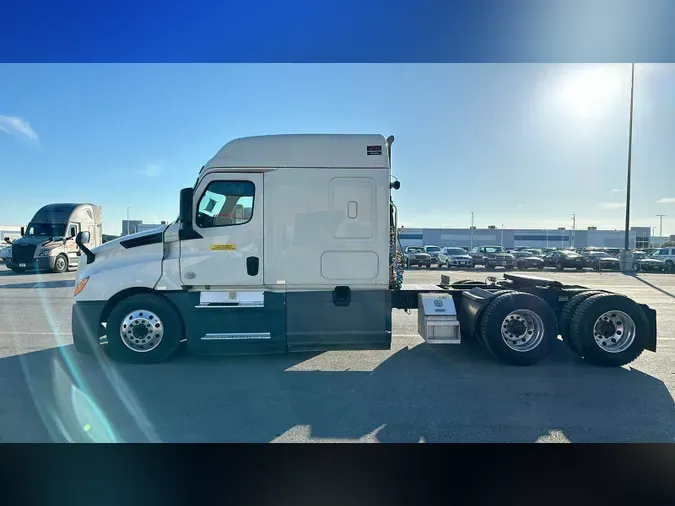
left=176, top=172, right=285, bottom=355
left=66, top=223, right=80, bottom=261
left=180, top=172, right=263, bottom=287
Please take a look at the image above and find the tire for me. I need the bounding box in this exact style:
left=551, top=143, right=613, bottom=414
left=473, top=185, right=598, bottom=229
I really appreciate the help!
left=53, top=254, right=68, bottom=273
left=484, top=259, right=491, bottom=269
left=576, top=267, right=583, bottom=271
left=106, top=293, right=184, bottom=364
left=478, top=292, right=558, bottom=366
left=558, top=290, right=605, bottom=356
left=666, top=260, right=674, bottom=273
left=556, top=262, right=564, bottom=271
left=569, top=293, right=649, bottom=367
left=632, top=262, right=640, bottom=272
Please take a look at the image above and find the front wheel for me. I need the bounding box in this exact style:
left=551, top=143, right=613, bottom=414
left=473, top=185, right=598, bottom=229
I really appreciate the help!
left=484, top=259, right=491, bottom=269
left=106, top=293, right=184, bottom=364
left=666, top=261, right=674, bottom=273
left=53, top=254, right=69, bottom=273
left=556, top=262, right=564, bottom=271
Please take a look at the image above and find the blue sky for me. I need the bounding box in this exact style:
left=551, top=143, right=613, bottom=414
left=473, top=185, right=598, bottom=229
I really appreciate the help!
left=1, top=64, right=675, bottom=236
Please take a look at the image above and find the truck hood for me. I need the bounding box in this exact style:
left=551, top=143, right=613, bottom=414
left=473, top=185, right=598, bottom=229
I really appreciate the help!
left=12, top=236, right=64, bottom=248
left=91, top=225, right=167, bottom=255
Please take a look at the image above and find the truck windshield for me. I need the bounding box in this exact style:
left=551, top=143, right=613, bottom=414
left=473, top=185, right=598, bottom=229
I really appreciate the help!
left=25, top=223, right=67, bottom=238
left=446, top=248, right=466, bottom=255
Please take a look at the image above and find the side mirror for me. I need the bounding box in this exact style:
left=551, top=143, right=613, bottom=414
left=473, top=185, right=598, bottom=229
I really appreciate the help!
left=77, top=231, right=91, bottom=244
left=179, top=187, right=193, bottom=225
left=76, top=231, right=95, bottom=264
left=20, top=227, right=24, bottom=237
left=3, top=237, right=11, bottom=244
left=178, top=187, right=202, bottom=240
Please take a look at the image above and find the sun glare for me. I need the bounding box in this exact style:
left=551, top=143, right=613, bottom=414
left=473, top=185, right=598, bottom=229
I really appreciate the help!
left=555, top=65, right=625, bottom=119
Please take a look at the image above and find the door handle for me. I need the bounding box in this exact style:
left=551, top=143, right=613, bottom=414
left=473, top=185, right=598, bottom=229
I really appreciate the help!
left=246, top=256, right=259, bottom=276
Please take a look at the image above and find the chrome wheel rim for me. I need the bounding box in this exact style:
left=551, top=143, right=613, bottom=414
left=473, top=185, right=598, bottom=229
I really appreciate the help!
left=593, top=310, right=635, bottom=354
left=56, top=257, right=66, bottom=270
left=119, top=309, right=164, bottom=353
left=501, top=309, right=546, bottom=352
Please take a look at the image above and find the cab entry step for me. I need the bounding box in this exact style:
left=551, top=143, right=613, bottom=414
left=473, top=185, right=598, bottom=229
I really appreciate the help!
left=417, top=293, right=461, bottom=344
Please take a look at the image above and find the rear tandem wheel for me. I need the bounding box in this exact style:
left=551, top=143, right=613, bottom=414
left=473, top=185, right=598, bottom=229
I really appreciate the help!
left=477, top=291, right=558, bottom=366
left=568, top=293, right=649, bottom=367
left=558, top=290, right=605, bottom=356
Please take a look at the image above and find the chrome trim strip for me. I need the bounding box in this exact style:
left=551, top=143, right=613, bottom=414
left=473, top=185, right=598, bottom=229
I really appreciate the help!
left=195, top=302, right=264, bottom=309
left=200, top=332, right=271, bottom=341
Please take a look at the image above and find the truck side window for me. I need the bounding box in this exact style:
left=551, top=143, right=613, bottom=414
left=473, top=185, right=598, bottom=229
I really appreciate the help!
left=196, top=180, right=255, bottom=228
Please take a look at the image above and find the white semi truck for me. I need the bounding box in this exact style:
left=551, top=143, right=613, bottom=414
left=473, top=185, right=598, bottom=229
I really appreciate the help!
left=3, top=203, right=102, bottom=273
left=72, top=134, right=657, bottom=367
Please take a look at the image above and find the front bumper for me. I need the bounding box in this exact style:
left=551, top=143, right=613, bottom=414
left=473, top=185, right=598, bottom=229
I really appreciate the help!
left=639, top=263, right=665, bottom=271
left=72, top=300, right=107, bottom=350
left=4, top=256, right=57, bottom=271
left=486, top=258, right=515, bottom=267
left=518, top=260, right=544, bottom=268
left=449, top=259, right=472, bottom=266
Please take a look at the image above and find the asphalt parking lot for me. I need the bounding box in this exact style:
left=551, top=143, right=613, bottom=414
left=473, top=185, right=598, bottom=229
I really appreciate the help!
left=0, top=263, right=674, bottom=443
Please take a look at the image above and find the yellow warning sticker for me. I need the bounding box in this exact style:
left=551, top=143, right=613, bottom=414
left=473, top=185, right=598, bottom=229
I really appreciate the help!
left=210, top=244, right=236, bottom=251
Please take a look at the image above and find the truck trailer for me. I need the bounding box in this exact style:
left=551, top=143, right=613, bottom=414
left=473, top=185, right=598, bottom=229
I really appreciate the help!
left=71, top=134, right=657, bottom=367
left=4, top=203, right=102, bottom=273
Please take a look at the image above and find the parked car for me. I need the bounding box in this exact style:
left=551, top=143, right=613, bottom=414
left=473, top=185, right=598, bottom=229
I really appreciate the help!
left=632, top=251, right=666, bottom=272
left=403, top=246, right=433, bottom=268
left=469, top=245, right=516, bottom=269
left=512, top=250, right=544, bottom=270
left=603, top=248, right=621, bottom=257
left=522, top=248, right=545, bottom=257
left=423, top=245, right=442, bottom=267
left=543, top=250, right=586, bottom=270
left=582, top=251, right=620, bottom=271
left=650, top=247, right=675, bottom=273
left=438, top=247, right=472, bottom=268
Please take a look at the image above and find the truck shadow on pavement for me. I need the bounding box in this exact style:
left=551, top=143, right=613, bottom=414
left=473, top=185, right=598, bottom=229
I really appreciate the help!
left=1, top=339, right=673, bottom=443
left=0, top=280, right=75, bottom=289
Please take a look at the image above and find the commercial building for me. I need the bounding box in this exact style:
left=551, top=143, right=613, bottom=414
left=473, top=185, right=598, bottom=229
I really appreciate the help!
left=399, top=226, right=658, bottom=251
left=122, top=220, right=166, bottom=235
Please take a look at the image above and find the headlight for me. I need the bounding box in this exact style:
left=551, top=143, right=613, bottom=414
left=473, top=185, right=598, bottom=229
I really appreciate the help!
left=0, top=247, right=10, bottom=258
left=36, top=249, right=57, bottom=257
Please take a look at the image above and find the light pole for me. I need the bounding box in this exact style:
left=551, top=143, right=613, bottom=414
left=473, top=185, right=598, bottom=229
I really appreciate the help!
left=572, top=214, right=576, bottom=248
left=126, top=206, right=130, bottom=236
left=545, top=229, right=549, bottom=249
left=470, top=212, right=474, bottom=250
left=657, top=214, right=666, bottom=238
left=621, top=63, right=636, bottom=271
left=500, top=224, right=504, bottom=247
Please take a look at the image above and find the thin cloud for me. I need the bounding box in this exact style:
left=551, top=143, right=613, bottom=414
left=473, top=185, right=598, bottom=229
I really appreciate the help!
left=139, top=163, right=162, bottom=177
left=0, top=115, right=38, bottom=141
left=598, top=202, right=625, bottom=210
left=656, top=197, right=675, bottom=204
